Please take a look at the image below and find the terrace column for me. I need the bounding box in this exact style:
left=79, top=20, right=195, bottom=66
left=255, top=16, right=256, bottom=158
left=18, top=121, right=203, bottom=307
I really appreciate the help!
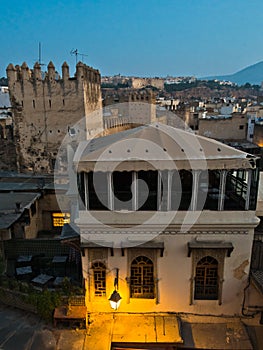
left=167, top=170, right=173, bottom=211
left=190, top=170, right=201, bottom=211
left=157, top=171, right=162, bottom=210
left=132, top=171, right=138, bottom=211
left=218, top=170, right=228, bottom=211
left=107, top=172, right=114, bottom=210
left=84, top=172, right=88, bottom=210
left=245, top=169, right=252, bottom=210
left=67, top=144, right=79, bottom=219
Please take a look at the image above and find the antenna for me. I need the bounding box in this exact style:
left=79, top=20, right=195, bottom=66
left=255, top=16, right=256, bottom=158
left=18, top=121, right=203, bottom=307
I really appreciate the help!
left=35, top=42, right=46, bottom=67
left=70, top=49, right=88, bottom=65
left=39, top=42, right=42, bottom=65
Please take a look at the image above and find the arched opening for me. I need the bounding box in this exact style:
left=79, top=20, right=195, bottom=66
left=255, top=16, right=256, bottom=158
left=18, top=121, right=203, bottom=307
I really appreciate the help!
left=92, top=261, right=106, bottom=297
left=194, top=256, right=218, bottom=300
left=130, top=256, right=154, bottom=299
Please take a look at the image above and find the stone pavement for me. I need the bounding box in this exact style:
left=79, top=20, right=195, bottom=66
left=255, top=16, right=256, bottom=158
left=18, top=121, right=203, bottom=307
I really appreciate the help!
left=0, top=304, right=86, bottom=350
left=1, top=304, right=263, bottom=349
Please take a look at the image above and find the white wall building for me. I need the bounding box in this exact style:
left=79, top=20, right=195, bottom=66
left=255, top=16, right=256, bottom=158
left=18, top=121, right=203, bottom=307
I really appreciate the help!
left=69, top=123, right=261, bottom=348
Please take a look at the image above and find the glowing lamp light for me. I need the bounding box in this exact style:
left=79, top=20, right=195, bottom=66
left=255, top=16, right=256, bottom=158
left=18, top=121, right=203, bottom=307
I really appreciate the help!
left=109, top=290, right=122, bottom=310
left=109, top=268, right=122, bottom=310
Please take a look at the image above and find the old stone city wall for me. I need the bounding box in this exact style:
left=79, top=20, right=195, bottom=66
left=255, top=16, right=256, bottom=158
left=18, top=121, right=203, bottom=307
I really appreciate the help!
left=7, top=61, right=102, bottom=173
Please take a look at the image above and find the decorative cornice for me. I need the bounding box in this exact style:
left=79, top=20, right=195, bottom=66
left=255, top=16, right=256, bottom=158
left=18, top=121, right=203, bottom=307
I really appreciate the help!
left=80, top=229, right=249, bottom=235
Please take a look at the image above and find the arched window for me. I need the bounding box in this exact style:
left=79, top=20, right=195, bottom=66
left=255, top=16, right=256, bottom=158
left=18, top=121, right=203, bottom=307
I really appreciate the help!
left=92, top=262, right=106, bottom=297
left=130, top=256, right=154, bottom=299
left=194, top=256, right=218, bottom=300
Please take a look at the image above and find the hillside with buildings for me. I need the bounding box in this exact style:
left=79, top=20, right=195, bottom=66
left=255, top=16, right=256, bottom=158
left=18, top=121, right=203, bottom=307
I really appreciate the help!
left=202, top=60, right=263, bottom=86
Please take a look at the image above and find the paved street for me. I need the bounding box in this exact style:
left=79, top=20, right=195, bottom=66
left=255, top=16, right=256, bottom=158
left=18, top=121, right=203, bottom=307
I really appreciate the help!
left=0, top=304, right=87, bottom=350
left=1, top=304, right=262, bottom=349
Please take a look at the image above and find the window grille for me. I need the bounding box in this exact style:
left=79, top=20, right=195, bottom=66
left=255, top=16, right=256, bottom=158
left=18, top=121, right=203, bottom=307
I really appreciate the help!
left=130, top=256, right=154, bottom=299
left=194, top=256, right=218, bottom=300
left=52, top=212, right=70, bottom=227
left=92, top=262, right=106, bottom=297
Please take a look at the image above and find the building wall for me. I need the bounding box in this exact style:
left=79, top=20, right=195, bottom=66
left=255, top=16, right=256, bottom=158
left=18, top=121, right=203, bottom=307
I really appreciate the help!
left=0, top=110, right=17, bottom=171
left=78, top=210, right=258, bottom=316
left=198, top=114, right=247, bottom=140
left=183, top=110, right=201, bottom=130
left=37, top=192, right=70, bottom=233
left=131, top=78, right=164, bottom=90
left=11, top=199, right=40, bottom=239
left=253, top=124, right=263, bottom=147
left=24, top=200, right=40, bottom=239
left=7, top=61, right=102, bottom=173
left=256, top=172, right=263, bottom=216
left=0, top=229, right=11, bottom=242
left=103, top=91, right=156, bottom=128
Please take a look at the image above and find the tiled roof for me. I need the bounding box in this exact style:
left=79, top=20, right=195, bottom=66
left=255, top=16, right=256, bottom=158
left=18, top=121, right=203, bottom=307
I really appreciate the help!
left=0, top=192, right=40, bottom=229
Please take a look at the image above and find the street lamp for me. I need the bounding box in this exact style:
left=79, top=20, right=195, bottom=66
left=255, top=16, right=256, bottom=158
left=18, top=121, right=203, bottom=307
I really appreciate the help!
left=109, top=268, right=122, bottom=310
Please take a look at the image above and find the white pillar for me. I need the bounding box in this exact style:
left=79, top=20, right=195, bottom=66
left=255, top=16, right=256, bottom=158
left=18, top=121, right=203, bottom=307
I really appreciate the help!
left=167, top=170, right=172, bottom=211
left=157, top=171, right=162, bottom=210
left=190, top=170, right=201, bottom=211
left=107, top=172, right=114, bottom=210
left=132, top=172, right=138, bottom=211
left=218, top=170, right=227, bottom=211
left=84, top=173, right=88, bottom=210
left=245, top=170, right=252, bottom=210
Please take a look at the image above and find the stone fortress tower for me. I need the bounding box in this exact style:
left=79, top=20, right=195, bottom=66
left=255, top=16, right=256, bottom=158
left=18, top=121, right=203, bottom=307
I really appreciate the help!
left=6, top=61, right=103, bottom=173
left=103, top=89, right=156, bottom=129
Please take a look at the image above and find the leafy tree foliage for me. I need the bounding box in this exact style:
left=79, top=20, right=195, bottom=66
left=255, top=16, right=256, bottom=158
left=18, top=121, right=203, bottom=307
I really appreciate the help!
left=0, top=77, right=8, bottom=86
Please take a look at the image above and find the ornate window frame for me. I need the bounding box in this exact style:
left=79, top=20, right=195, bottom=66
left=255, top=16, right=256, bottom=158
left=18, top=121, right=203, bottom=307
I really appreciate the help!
left=126, top=248, right=159, bottom=304
left=130, top=256, right=155, bottom=299
left=194, top=256, right=219, bottom=300
left=188, top=241, right=233, bottom=305
left=88, top=248, right=108, bottom=299
left=91, top=261, right=106, bottom=297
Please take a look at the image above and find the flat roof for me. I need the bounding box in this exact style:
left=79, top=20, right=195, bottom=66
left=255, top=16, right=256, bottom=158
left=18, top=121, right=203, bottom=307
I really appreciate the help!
left=0, top=177, right=68, bottom=192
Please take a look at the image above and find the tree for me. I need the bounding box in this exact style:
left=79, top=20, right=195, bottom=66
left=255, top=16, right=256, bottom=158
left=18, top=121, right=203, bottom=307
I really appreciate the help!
left=0, top=77, right=8, bottom=86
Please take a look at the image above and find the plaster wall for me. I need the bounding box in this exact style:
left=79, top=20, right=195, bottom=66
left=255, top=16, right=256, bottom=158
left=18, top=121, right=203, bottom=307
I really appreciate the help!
left=199, top=115, right=247, bottom=140
left=24, top=201, right=40, bottom=239
left=37, top=193, right=70, bottom=232
left=79, top=210, right=258, bottom=316
left=131, top=78, right=164, bottom=90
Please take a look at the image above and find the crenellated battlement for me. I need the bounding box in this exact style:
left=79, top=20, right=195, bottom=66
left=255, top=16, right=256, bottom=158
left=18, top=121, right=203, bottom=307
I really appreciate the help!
left=6, top=61, right=101, bottom=85
left=6, top=60, right=102, bottom=174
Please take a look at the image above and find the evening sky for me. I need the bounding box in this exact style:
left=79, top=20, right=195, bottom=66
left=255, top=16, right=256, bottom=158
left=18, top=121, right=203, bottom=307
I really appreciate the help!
left=0, top=0, right=262, bottom=78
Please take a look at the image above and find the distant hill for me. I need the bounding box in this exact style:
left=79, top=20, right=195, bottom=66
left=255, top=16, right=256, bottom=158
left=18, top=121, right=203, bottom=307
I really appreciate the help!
left=201, top=61, right=263, bottom=86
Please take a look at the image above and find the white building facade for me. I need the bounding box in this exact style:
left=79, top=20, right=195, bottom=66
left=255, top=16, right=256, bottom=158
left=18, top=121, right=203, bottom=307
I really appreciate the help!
left=74, top=123, right=260, bottom=317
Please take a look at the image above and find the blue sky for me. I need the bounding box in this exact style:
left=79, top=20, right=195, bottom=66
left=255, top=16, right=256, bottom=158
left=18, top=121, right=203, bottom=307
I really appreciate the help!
left=1, top=0, right=263, bottom=78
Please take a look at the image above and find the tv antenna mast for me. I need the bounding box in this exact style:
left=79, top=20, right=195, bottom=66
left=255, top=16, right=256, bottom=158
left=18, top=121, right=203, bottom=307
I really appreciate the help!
left=70, top=49, right=88, bottom=64
left=38, top=42, right=46, bottom=67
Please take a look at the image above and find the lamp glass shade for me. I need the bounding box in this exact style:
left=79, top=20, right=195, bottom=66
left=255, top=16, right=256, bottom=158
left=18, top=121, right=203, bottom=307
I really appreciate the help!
left=109, top=290, right=122, bottom=310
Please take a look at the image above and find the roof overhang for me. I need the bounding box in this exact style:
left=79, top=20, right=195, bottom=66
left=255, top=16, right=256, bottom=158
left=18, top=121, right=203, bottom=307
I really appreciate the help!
left=187, top=240, right=234, bottom=257
left=74, top=123, right=258, bottom=172
left=81, top=239, right=164, bottom=257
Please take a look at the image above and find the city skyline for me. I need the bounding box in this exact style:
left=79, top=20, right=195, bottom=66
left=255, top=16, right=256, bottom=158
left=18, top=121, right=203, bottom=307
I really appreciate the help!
left=1, top=0, right=263, bottom=78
